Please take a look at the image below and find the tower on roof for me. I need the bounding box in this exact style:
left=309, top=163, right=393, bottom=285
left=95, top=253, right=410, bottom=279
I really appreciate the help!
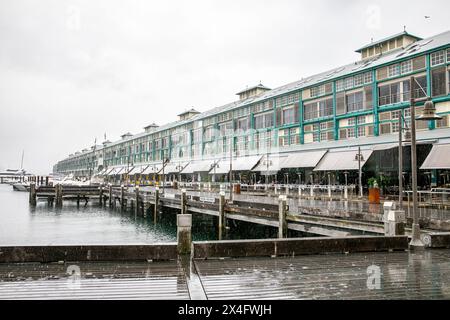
left=178, top=108, right=200, bottom=121
left=236, top=83, right=271, bottom=100
left=356, top=31, right=422, bottom=60
left=121, top=132, right=133, bottom=140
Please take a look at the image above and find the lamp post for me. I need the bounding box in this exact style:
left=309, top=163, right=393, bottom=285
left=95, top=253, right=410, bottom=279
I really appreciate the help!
left=297, top=172, right=302, bottom=185
left=398, top=111, right=412, bottom=210
left=162, top=157, right=169, bottom=196
left=229, top=138, right=233, bottom=201
left=263, top=153, right=272, bottom=186
left=354, top=147, right=364, bottom=198
left=408, top=76, right=442, bottom=250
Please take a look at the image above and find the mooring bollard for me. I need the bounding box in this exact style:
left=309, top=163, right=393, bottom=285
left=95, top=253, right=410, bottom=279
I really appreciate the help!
left=218, top=191, right=226, bottom=240
left=278, top=195, right=288, bottom=238
left=177, top=214, right=192, bottom=255
left=29, top=183, right=36, bottom=206
left=120, top=185, right=125, bottom=210
left=180, top=188, right=187, bottom=214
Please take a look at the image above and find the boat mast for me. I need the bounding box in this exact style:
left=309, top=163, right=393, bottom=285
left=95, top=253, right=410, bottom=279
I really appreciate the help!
left=20, top=150, right=24, bottom=170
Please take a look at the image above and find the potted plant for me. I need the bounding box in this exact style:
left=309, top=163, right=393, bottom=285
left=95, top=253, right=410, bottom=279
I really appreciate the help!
left=367, top=177, right=380, bottom=204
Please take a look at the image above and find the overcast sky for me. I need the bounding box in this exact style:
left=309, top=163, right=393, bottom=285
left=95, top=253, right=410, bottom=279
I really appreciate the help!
left=0, top=0, right=449, bottom=174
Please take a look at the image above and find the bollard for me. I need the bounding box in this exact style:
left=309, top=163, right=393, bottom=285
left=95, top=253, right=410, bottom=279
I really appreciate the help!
left=177, top=214, right=192, bottom=255
left=29, top=183, right=37, bottom=206
left=99, top=184, right=103, bottom=206
left=387, top=209, right=406, bottom=236
left=344, top=186, right=348, bottom=200
left=278, top=195, right=288, bottom=238
left=135, top=186, right=140, bottom=216
left=154, top=187, right=160, bottom=224
left=383, top=202, right=395, bottom=235
left=120, top=185, right=125, bottom=210
left=328, top=185, right=332, bottom=199
left=218, top=191, right=226, bottom=240
left=180, top=189, right=187, bottom=215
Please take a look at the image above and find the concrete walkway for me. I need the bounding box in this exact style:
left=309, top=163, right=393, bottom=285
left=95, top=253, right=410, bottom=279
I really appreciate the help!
left=1, top=249, right=449, bottom=300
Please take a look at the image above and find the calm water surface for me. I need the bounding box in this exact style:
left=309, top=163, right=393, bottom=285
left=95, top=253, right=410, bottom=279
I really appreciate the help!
left=0, top=184, right=283, bottom=245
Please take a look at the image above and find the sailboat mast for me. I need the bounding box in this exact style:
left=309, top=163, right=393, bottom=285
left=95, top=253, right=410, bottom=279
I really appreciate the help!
left=20, top=150, right=24, bottom=170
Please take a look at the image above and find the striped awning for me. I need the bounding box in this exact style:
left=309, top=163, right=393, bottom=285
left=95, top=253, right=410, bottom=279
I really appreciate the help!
left=181, top=160, right=216, bottom=174
left=252, top=154, right=289, bottom=173
left=281, top=150, right=327, bottom=168
left=212, top=156, right=262, bottom=174
left=141, top=164, right=163, bottom=175
left=163, top=162, right=190, bottom=174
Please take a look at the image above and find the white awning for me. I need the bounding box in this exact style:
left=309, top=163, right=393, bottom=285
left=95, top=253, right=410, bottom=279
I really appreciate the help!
left=107, top=167, right=125, bottom=176
left=212, top=156, right=262, bottom=174
left=181, top=160, right=216, bottom=174
left=128, top=166, right=146, bottom=175
left=141, top=164, right=163, bottom=175
left=420, top=144, right=450, bottom=169
left=314, top=148, right=373, bottom=171
left=252, top=154, right=289, bottom=173
left=282, top=150, right=327, bottom=168
left=163, top=162, right=190, bottom=174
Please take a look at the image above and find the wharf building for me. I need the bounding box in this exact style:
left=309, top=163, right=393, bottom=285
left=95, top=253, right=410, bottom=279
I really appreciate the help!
left=54, top=30, right=450, bottom=189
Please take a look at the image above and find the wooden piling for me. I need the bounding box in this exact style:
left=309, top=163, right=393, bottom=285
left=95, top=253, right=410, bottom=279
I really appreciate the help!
left=278, top=195, right=288, bottom=238
left=180, top=189, right=187, bottom=215
left=218, top=192, right=226, bottom=240
left=55, top=184, right=63, bottom=208
left=177, top=214, right=192, bottom=255
left=120, top=185, right=125, bottom=210
left=45, top=176, right=49, bottom=186
left=135, top=186, right=140, bottom=216
left=29, top=183, right=36, bottom=206
left=108, top=184, right=113, bottom=207
left=99, top=184, right=103, bottom=206
left=154, top=187, right=159, bottom=224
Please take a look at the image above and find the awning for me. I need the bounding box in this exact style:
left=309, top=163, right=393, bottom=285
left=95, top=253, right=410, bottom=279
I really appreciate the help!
left=163, top=162, right=190, bottom=174
left=314, top=148, right=373, bottom=171
left=141, top=164, right=163, bottom=175
left=211, top=156, right=262, bottom=174
left=107, top=167, right=125, bottom=176
left=420, top=143, right=450, bottom=169
left=252, top=154, right=289, bottom=173
left=128, top=166, right=146, bottom=175
left=282, top=150, right=327, bottom=168
left=97, top=168, right=108, bottom=176
left=181, top=160, right=216, bottom=174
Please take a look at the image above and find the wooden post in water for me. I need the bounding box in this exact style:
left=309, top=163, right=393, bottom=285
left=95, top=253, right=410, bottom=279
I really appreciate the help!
left=55, top=184, right=63, bottom=208
left=45, top=176, right=49, bottom=186
left=154, top=187, right=159, bottom=224
left=180, top=188, right=187, bottom=215
left=177, top=214, right=192, bottom=255
left=135, top=186, right=140, bottom=217
left=120, top=185, right=125, bottom=210
left=99, top=184, right=103, bottom=206
left=278, top=195, right=288, bottom=238
left=29, top=183, right=37, bottom=206
left=218, top=191, right=226, bottom=240
left=108, top=184, right=113, bottom=207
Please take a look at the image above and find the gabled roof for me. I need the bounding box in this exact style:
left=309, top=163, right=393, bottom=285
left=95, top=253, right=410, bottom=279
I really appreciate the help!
left=178, top=108, right=200, bottom=117
left=355, top=31, right=423, bottom=53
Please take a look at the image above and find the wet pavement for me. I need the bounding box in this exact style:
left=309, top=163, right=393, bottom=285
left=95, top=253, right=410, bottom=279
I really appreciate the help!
left=1, top=249, right=450, bottom=300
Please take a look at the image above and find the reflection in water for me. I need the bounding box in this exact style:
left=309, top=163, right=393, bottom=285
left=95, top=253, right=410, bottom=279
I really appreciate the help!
left=0, top=184, right=297, bottom=245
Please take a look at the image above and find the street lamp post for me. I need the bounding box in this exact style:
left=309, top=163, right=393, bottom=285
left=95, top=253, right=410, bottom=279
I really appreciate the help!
left=229, top=138, right=233, bottom=201
left=354, top=147, right=364, bottom=198
left=408, top=76, right=441, bottom=250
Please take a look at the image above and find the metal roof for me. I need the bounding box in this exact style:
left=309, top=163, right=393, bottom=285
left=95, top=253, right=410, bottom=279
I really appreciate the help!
left=236, top=83, right=271, bottom=95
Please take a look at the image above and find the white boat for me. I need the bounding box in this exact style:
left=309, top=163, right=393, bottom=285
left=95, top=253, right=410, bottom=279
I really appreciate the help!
left=54, top=174, right=92, bottom=186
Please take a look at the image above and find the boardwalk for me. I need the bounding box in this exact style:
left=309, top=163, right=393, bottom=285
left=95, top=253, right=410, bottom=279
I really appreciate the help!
left=1, top=250, right=450, bottom=300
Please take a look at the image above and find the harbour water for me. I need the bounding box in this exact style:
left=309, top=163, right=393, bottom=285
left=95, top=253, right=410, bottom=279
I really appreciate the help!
left=0, top=184, right=283, bottom=246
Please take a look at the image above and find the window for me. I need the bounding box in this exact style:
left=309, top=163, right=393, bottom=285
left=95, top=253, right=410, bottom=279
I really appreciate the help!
left=254, top=112, right=273, bottom=129
left=336, top=80, right=344, bottom=92
left=432, top=67, right=447, bottom=97
left=282, top=107, right=296, bottom=125
left=354, top=74, right=363, bottom=86
left=344, top=77, right=354, bottom=89
left=378, top=83, right=400, bottom=106
left=391, top=110, right=401, bottom=119
left=237, top=118, right=248, bottom=132
left=219, top=121, right=233, bottom=136
left=363, top=72, right=373, bottom=84
left=400, top=60, right=412, bottom=74
left=391, top=121, right=400, bottom=133
left=346, top=91, right=364, bottom=112
left=319, top=99, right=333, bottom=117
left=431, top=50, right=445, bottom=66
left=290, top=134, right=300, bottom=145
left=388, top=64, right=400, bottom=77
left=347, top=128, right=356, bottom=138
left=304, top=102, right=318, bottom=121
left=313, top=132, right=320, bottom=142
left=348, top=117, right=356, bottom=126
left=304, top=98, right=333, bottom=121
left=320, top=131, right=328, bottom=141
left=357, top=126, right=366, bottom=137
left=357, top=116, right=366, bottom=124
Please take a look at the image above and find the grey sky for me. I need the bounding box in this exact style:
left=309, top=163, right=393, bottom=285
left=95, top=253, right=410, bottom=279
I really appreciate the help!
left=0, top=0, right=449, bottom=174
